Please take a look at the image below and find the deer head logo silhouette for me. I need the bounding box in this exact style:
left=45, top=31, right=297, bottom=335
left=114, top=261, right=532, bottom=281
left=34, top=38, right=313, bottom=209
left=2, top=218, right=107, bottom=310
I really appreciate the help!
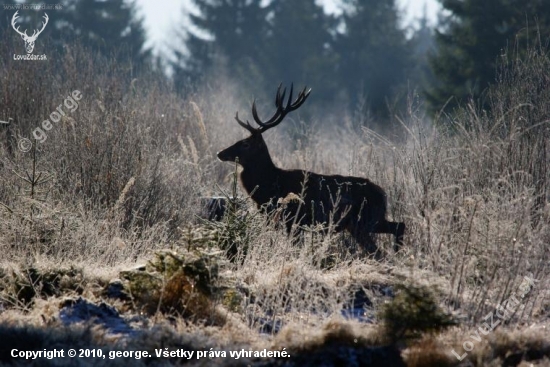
left=11, top=11, right=49, bottom=54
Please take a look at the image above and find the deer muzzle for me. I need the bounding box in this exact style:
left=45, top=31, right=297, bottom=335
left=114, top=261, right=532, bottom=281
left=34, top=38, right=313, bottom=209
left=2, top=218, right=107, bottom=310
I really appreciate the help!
left=216, top=149, right=232, bottom=162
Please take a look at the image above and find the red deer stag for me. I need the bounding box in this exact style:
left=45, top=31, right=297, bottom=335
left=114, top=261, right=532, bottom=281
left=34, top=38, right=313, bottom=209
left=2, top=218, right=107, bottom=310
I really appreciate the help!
left=217, top=84, right=405, bottom=252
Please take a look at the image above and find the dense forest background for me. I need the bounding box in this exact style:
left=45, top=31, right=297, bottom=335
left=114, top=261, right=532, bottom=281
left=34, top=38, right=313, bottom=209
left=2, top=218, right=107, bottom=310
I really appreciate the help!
left=2, top=0, right=550, bottom=126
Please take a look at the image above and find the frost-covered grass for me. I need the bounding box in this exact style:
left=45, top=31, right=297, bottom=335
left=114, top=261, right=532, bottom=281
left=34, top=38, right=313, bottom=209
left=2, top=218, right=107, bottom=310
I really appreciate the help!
left=0, top=38, right=549, bottom=366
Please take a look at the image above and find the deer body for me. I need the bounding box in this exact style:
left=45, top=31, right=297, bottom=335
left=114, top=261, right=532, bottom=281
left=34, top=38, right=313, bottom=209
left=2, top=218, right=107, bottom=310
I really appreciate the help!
left=217, top=84, right=405, bottom=251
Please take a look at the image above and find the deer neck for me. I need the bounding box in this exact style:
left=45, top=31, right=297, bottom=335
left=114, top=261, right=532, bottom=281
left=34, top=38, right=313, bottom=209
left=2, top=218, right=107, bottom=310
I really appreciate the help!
left=239, top=155, right=283, bottom=206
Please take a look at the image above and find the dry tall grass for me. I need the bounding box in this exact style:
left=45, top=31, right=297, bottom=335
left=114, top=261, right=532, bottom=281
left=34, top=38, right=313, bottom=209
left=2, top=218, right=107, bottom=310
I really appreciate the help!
left=0, top=36, right=549, bottom=365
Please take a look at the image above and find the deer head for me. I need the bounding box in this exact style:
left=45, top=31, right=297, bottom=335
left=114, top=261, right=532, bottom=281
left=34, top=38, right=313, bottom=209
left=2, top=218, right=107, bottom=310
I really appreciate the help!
left=11, top=11, right=49, bottom=54
left=217, top=84, right=311, bottom=167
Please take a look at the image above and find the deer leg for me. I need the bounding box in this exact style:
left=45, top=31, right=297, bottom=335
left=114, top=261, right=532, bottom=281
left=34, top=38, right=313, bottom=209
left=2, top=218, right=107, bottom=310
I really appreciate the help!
left=349, top=225, right=380, bottom=258
left=372, top=221, right=405, bottom=250
left=279, top=210, right=307, bottom=246
left=395, top=222, right=405, bottom=245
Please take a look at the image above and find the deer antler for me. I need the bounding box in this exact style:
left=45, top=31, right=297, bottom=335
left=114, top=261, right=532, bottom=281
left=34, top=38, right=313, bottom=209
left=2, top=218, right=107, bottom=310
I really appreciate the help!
left=235, top=83, right=311, bottom=134
left=31, top=13, right=50, bottom=39
left=11, top=11, right=28, bottom=38
left=11, top=11, right=48, bottom=40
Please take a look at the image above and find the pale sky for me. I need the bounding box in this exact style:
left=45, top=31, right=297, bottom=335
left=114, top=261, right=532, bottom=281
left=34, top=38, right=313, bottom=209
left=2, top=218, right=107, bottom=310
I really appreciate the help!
left=135, top=0, right=441, bottom=55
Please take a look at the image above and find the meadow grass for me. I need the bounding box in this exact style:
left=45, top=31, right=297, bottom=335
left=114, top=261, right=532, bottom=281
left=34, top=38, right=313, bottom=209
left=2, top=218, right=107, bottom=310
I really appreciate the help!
left=0, top=38, right=549, bottom=366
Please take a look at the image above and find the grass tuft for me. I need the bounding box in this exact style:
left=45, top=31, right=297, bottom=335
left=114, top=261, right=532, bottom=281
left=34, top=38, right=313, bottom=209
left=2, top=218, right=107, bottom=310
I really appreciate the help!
left=379, top=283, right=457, bottom=343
